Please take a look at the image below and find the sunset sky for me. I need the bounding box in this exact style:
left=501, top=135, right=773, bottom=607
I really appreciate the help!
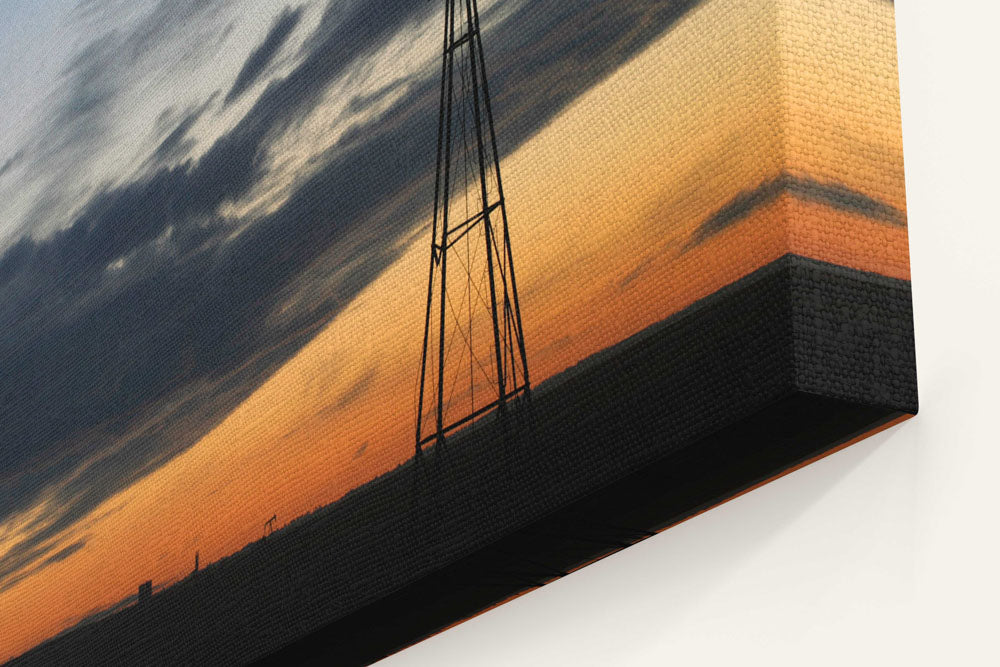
left=0, top=0, right=906, bottom=659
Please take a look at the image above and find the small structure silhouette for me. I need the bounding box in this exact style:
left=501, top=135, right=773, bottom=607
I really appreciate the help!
left=137, top=580, right=152, bottom=605
left=264, top=514, right=277, bottom=537
left=194, top=551, right=199, bottom=574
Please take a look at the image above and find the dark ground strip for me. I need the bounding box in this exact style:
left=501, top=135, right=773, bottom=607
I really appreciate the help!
left=8, top=254, right=916, bottom=666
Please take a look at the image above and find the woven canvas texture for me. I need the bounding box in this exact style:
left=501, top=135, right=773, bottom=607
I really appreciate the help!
left=0, top=0, right=912, bottom=664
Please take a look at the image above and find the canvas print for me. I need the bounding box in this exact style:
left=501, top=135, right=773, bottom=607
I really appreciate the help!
left=0, top=0, right=915, bottom=664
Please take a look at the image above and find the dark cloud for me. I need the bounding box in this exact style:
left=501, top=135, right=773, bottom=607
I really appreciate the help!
left=345, top=76, right=416, bottom=116
left=684, top=173, right=907, bottom=250
left=42, top=539, right=87, bottom=566
left=787, top=176, right=906, bottom=225
left=318, top=367, right=379, bottom=419
left=54, top=0, right=224, bottom=146
left=150, top=94, right=218, bottom=165
left=0, top=148, right=25, bottom=179
left=617, top=255, right=658, bottom=292
left=3, top=0, right=230, bottom=242
left=0, top=538, right=89, bottom=595
left=0, top=0, right=704, bottom=593
left=224, top=6, right=303, bottom=106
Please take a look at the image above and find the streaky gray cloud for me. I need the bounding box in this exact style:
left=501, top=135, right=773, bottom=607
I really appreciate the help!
left=317, top=366, right=379, bottom=419
left=0, top=148, right=25, bottom=179
left=40, top=539, right=87, bottom=567
left=224, top=6, right=303, bottom=106
left=0, top=0, right=704, bottom=595
left=150, top=94, right=218, bottom=165
left=352, top=441, right=369, bottom=460
left=0, top=538, right=89, bottom=595
left=2, top=0, right=231, bottom=243
left=684, top=173, right=907, bottom=250
left=345, top=75, right=416, bottom=116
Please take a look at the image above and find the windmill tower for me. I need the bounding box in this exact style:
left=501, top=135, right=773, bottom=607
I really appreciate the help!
left=415, top=0, right=530, bottom=455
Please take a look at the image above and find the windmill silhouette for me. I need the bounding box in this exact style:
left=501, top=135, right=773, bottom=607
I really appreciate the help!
left=415, top=0, right=530, bottom=456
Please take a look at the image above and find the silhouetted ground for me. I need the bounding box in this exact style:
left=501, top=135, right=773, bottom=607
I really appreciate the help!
left=8, top=255, right=916, bottom=666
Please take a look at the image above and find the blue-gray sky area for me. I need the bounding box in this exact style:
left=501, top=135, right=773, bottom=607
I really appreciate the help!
left=0, top=0, right=703, bottom=601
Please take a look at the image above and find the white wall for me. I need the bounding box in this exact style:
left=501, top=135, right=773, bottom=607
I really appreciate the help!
left=384, top=2, right=1000, bottom=664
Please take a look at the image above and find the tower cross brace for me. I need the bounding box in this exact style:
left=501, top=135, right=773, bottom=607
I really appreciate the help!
left=415, top=0, right=530, bottom=455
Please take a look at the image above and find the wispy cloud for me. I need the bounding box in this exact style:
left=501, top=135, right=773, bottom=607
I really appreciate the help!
left=149, top=93, right=220, bottom=166
left=0, top=148, right=24, bottom=180
left=0, top=0, right=705, bottom=597
left=0, top=538, right=89, bottom=595
left=224, top=6, right=304, bottom=106
left=684, top=172, right=906, bottom=251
